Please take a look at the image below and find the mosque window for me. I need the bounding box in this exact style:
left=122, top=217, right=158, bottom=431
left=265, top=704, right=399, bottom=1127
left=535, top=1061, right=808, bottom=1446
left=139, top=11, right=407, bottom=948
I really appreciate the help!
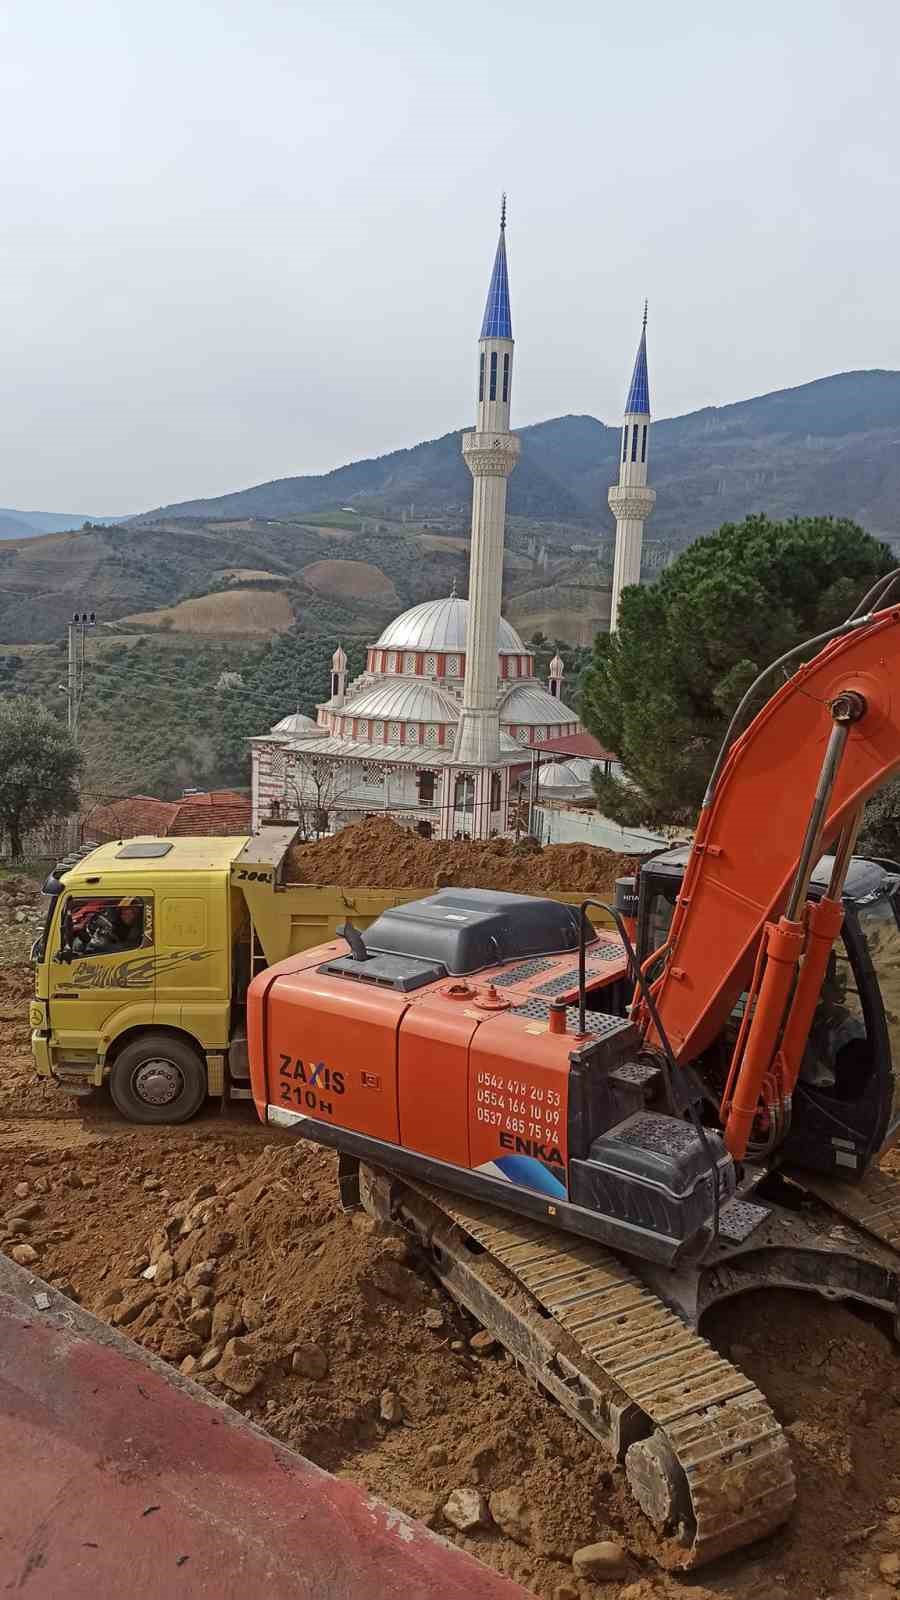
left=403, top=653, right=417, bottom=674
left=406, top=724, right=419, bottom=744
left=502, top=353, right=510, bottom=402
left=622, top=427, right=628, bottom=462
left=535, top=728, right=546, bottom=743
left=508, top=658, right=517, bottom=677
left=389, top=721, right=402, bottom=742
left=490, top=773, right=502, bottom=811
left=641, top=424, right=647, bottom=462
left=631, top=426, right=638, bottom=462
left=358, top=719, right=369, bottom=738
left=517, top=727, right=529, bottom=744
left=362, top=762, right=384, bottom=786
left=425, top=724, right=439, bottom=745
left=373, top=720, right=384, bottom=740
left=417, top=770, right=435, bottom=805
left=479, top=352, right=485, bottom=402
left=387, top=652, right=398, bottom=672
left=489, top=351, right=498, bottom=400
left=446, top=655, right=460, bottom=677
left=424, top=653, right=437, bottom=675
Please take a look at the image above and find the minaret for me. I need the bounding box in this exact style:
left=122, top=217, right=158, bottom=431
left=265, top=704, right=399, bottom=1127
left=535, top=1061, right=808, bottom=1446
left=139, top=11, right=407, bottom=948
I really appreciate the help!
left=608, top=304, right=656, bottom=631
left=330, top=644, right=347, bottom=707
left=453, top=198, right=521, bottom=772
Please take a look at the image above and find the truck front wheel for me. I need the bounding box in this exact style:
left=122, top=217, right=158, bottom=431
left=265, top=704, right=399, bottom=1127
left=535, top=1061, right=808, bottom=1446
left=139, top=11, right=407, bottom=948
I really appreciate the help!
left=109, top=1034, right=207, bottom=1124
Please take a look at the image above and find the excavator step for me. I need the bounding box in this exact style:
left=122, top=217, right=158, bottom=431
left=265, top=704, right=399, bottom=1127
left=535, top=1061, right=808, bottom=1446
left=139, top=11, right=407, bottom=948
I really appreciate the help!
left=376, top=1174, right=796, bottom=1570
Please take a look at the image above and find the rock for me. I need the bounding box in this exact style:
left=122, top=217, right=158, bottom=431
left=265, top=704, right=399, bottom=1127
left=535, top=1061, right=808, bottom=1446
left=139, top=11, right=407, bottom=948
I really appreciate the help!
left=33, top=1177, right=49, bottom=1195
left=379, top=1232, right=412, bottom=1264
left=13, top=1181, right=29, bottom=1199
left=197, top=1345, right=223, bottom=1372
left=10, top=1243, right=39, bottom=1266
left=33, top=1291, right=51, bottom=1311
left=148, top=1229, right=170, bottom=1266
left=206, top=1230, right=235, bottom=1259
left=160, top=1331, right=202, bottom=1363
left=572, top=1541, right=630, bottom=1580
left=98, top=1284, right=124, bottom=1309
left=450, top=1340, right=465, bottom=1353
left=292, top=1342, right=329, bottom=1380
left=423, top=1309, right=445, bottom=1331
left=426, top=1445, right=447, bottom=1467
left=241, top=1295, right=264, bottom=1330
left=488, top=1486, right=531, bottom=1545
left=143, top=1175, right=162, bottom=1191
left=185, top=1259, right=217, bottom=1290
left=187, top=1308, right=212, bottom=1340
left=153, top=1250, right=176, bottom=1287
left=211, top=1298, right=242, bottom=1343
left=370, top=1257, right=422, bottom=1303
left=879, top=1553, right=900, bottom=1583
left=187, top=1183, right=216, bottom=1205
left=553, top=1586, right=579, bottom=1600
left=443, top=1488, right=489, bottom=1533
left=14, top=1200, right=41, bottom=1220
left=128, top=1257, right=150, bottom=1276
left=870, top=1586, right=897, bottom=1600
left=180, top=1355, right=198, bottom=1376
left=380, top=1389, right=403, bottom=1425
left=51, top=1279, right=79, bottom=1303
left=469, top=1330, right=497, bottom=1355
left=112, top=1287, right=156, bottom=1326
left=173, top=1238, right=198, bottom=1278
left=192, top=1285, right=214, bottom=1309
left=141, top=1264, right=159, bottom=1281
left=5, top=1218, right=33, bottom=1236
left=216, top=1336, right=264, bottom=1397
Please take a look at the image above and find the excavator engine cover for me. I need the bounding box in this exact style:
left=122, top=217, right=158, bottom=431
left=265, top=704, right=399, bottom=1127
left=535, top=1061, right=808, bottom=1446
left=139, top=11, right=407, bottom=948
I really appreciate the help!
left=250, top=888, right=734, bottom=1265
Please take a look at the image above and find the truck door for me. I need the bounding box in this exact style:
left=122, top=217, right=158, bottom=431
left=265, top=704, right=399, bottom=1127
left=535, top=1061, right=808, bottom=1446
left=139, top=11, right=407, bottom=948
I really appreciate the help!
left=48, top=894, right=155, bottom=1059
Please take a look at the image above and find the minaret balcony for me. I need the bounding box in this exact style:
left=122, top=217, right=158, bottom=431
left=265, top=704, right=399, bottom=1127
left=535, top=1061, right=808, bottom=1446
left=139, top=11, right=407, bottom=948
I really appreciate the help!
left=608, top=484, right=656, bottom=519
left=462, top=431, right=520, bottom=477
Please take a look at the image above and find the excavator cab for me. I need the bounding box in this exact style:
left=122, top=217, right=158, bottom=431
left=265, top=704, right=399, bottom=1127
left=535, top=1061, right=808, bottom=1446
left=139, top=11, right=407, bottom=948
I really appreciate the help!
left=635, top=847, right=900, bottom=1176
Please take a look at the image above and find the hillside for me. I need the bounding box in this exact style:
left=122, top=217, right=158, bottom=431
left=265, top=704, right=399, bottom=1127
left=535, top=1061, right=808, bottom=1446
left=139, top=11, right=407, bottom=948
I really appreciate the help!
left=134, top=370, right=900, bottom=543
left=0, top=508, right=122, bottom=537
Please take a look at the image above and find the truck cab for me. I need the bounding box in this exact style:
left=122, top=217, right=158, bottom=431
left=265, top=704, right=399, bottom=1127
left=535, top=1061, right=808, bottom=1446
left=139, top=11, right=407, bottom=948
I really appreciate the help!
left=31, top=836, right=248, bottom=1121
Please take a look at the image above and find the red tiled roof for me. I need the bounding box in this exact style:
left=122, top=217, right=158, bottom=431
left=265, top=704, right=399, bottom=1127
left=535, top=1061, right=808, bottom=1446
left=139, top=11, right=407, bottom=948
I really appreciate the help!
left=530, top=732, right=617, bottom=761
left=83, top=790, right=251, bottom=843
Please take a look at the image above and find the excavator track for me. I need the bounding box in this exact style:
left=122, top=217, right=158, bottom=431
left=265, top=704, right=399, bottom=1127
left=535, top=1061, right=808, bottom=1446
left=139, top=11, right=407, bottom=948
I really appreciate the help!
left=363, top=1169, right=795, bottom=1569
left=791, top=1161, right=900, bottom=1252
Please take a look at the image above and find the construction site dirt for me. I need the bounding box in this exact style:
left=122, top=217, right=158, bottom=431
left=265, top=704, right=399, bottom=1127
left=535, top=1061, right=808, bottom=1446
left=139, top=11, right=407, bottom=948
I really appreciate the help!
left=284, top=815, right=639, bottom=897
left=4, top=943, right=900, bottom=1600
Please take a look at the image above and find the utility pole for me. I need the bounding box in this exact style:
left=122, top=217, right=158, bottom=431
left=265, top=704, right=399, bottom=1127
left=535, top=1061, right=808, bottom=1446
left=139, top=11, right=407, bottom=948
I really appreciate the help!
left=65, top=611, right=96, bottom=847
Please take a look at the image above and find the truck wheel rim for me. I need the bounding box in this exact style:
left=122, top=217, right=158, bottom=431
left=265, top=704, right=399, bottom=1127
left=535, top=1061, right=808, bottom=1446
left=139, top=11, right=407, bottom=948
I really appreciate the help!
left=133, top=1058, right=184, bottom=1106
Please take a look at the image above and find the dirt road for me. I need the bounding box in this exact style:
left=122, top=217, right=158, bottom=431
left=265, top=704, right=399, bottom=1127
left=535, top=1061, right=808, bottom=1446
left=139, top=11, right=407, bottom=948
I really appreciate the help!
left=2, top=959, right=899, bottom=1600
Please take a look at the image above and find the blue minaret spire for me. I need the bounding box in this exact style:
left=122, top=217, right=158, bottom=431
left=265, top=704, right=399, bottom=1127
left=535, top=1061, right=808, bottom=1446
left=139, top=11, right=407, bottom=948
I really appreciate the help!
left=480, top=194, right=512, bottom=340
left=624, top=299, right=650, bottom=415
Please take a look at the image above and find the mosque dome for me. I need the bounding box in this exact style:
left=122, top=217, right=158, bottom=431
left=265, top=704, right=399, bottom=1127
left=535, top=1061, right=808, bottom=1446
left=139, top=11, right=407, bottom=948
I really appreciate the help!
left=374, top=595, right=526, bottom=656
left=537, top=759, right=597, bottom=800
left=500, top=683, right=578, bottom=725
left=270, top=711, right=323, bottom=737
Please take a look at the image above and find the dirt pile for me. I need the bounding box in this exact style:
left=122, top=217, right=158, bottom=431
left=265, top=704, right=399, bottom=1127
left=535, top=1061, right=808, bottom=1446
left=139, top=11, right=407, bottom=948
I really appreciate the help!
left=6, top=1117, right=900, bottom=1598
left=286, top=817, right=636, bottom=897
left=0, top=874, right=42, bottom=964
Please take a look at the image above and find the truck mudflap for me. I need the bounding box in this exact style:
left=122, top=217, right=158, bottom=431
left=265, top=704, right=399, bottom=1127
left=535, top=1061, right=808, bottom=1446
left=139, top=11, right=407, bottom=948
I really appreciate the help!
left=0, top=1253, right=528, bottom=1600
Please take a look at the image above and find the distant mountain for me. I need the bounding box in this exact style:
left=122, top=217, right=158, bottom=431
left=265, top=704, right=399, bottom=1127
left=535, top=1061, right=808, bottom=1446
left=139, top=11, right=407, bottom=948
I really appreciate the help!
left=0, top=508, right=125, bottom=539
left=134, top=370, right=900, bottom=544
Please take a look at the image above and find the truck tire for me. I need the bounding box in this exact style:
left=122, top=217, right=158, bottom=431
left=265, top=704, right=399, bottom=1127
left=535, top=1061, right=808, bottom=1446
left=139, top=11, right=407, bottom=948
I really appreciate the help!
left=109, top=1034, right=208, bottom=1124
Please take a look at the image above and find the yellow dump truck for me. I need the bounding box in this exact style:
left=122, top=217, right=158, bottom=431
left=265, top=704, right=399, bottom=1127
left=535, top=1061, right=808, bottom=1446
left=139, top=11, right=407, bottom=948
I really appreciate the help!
left=30, top=823, right=613, bottom=1123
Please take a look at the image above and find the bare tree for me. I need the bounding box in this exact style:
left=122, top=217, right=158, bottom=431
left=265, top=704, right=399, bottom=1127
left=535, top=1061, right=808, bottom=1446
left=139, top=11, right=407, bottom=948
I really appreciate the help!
left=284, top=755, right=356, bottom=839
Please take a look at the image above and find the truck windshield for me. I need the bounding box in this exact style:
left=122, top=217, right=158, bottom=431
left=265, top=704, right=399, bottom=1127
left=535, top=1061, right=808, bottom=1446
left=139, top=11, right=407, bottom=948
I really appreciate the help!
left=854, top=888, right=900, bottom=1122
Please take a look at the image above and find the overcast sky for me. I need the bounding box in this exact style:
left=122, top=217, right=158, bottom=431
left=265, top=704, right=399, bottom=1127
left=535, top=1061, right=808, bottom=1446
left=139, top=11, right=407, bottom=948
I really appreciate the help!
left=3, top=0, right=899, bottom=515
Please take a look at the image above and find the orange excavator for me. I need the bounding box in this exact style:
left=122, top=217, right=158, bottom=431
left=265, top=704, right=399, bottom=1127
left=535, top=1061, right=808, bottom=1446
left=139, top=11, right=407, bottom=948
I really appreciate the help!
left=248, top=571, right=900, bottom=1567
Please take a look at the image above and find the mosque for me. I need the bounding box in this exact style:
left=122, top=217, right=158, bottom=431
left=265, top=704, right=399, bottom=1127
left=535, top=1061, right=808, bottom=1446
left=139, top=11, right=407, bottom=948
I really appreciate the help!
left=250, top=206, right=653, bottom=840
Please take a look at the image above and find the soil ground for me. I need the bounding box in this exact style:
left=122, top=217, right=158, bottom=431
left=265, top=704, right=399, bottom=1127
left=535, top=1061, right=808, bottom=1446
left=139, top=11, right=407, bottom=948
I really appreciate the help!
left=4, top=916, right=900, bottom=1598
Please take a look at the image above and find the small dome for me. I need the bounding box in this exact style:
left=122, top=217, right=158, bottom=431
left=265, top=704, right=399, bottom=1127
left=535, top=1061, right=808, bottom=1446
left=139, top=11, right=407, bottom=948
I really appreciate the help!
left=342, top=682, right=460, bottom=724
left=375, top=595, right=526, bottom=655
left=537, top=759, right=596, bottom=800
left=271, top=711, right=323, bottom=737
left=500, top=683, right=578, bottom=726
